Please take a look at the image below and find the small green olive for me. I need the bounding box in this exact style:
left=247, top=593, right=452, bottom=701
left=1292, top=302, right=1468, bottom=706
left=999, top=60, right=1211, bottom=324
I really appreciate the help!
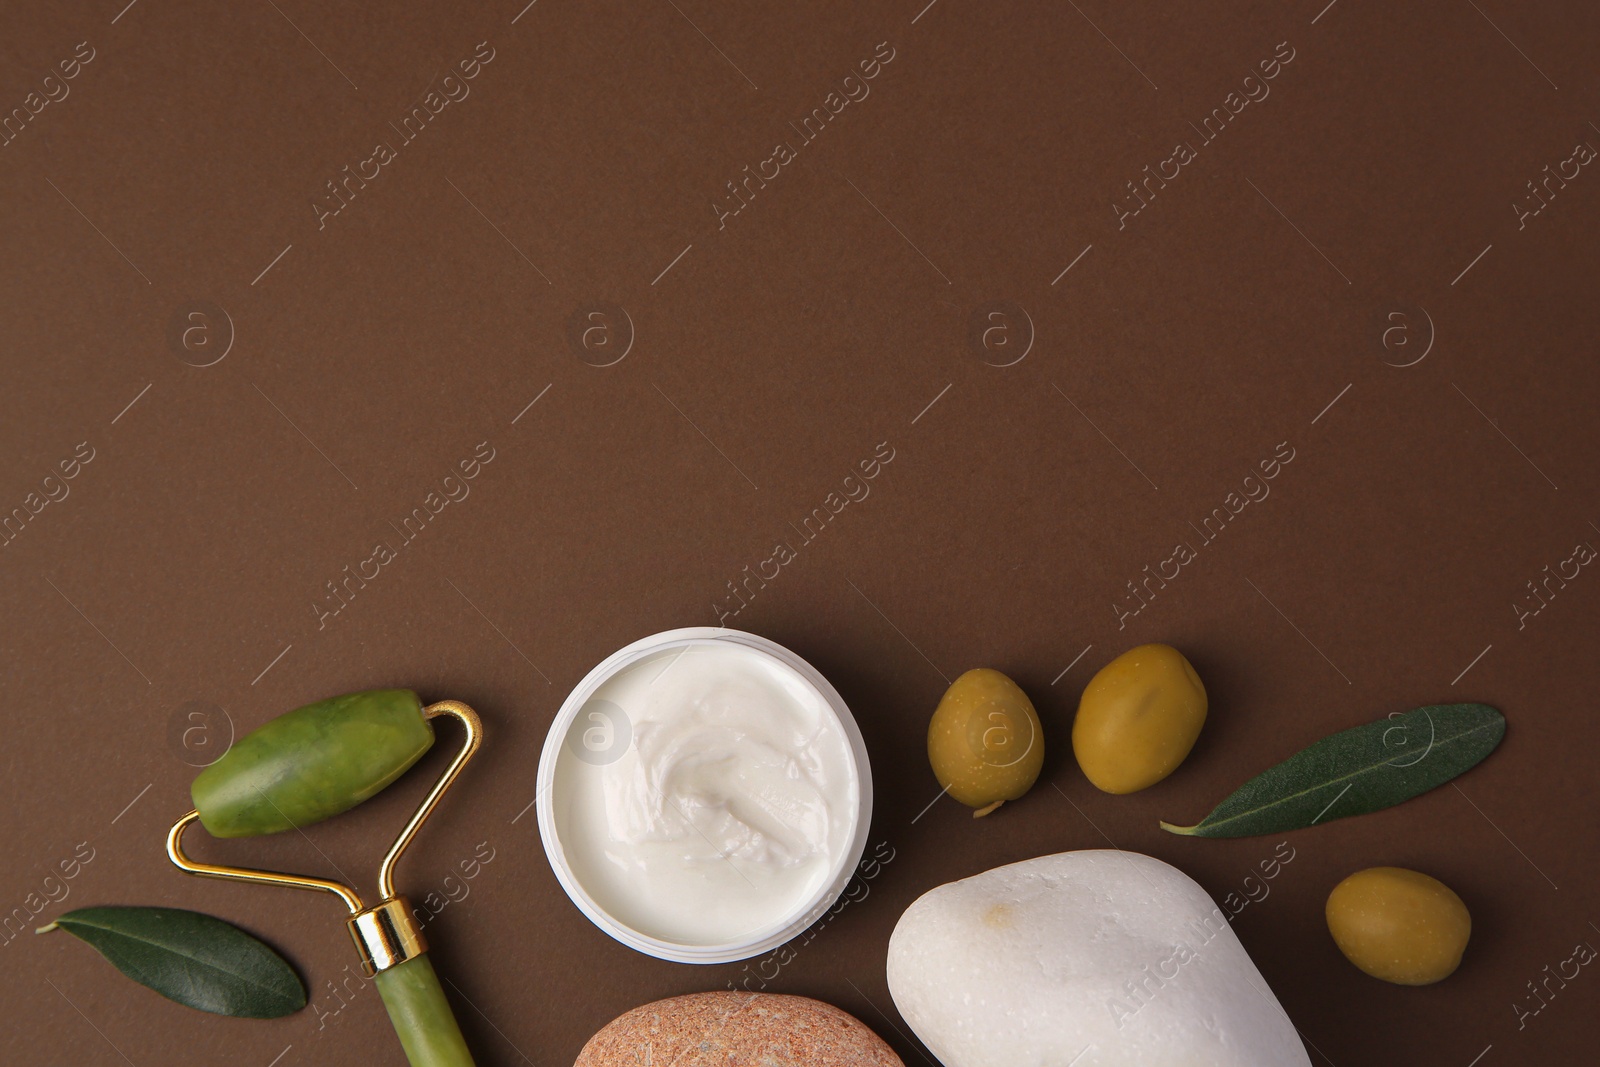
left=1072, top=643, right=1206, bottom=794
left=1326, top=867, right=1471, bottom=985
left=191, top=689, right=434, bottom=837
left=927, top=669, right=1044, bottom=817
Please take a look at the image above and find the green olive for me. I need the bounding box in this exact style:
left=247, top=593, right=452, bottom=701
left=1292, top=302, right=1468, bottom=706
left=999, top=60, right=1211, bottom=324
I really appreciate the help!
left=191, top=689, right=433, bottom=837
left=1326, top=867, right=1471, bottom=985
left=927, top=669, right=1043, bottom=817
left=1072, top=643, right=1206, bottom=794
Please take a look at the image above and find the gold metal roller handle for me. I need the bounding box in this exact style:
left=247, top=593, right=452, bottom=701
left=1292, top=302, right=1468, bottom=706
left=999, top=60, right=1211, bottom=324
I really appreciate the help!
left=378, top=700, right=482, bottom=901
left=166, top=810, right=364, bottom=912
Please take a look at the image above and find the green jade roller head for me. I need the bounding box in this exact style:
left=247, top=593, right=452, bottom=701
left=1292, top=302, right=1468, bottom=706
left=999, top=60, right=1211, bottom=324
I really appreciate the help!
left=190, top=689, right=435, bottom=837
left=167, top=689, right=483, bottom=1067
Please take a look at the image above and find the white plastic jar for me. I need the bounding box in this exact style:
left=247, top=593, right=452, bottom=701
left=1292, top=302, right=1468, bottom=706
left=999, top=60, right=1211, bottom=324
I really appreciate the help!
left=537, top=628, right=872, bottom=963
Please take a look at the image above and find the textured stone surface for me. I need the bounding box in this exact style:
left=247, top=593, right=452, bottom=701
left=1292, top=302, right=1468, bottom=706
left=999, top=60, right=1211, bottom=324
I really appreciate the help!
left=887, top=850, right=1312, bottom=1067
left=574, top=991, right=903, bottom=1067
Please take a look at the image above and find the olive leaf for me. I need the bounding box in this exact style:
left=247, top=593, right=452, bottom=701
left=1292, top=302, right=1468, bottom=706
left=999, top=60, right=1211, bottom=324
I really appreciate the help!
left=38, top=906, right=305, bottom=1018
left=1161, top=703, right=1505, bottom=839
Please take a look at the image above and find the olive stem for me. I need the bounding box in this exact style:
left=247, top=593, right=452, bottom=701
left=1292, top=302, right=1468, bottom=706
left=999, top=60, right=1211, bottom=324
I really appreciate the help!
left=972, top=800, right=1004, bottom=818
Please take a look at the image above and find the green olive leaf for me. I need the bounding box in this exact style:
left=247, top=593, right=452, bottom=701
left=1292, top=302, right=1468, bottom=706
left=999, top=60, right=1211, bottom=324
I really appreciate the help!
left=38, top=906, right=306, bottom=1018
left=1161, top=703, right=1505, bottom=839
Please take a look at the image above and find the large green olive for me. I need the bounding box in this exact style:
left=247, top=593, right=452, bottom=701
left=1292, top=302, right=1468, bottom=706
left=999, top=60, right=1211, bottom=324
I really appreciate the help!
left=1326, top=867, right=1471, bottom=985
left=1072, top=643, right=1206, bottom=794
left=927, top=669, right=1044, bottom=817
left=191, top=689, right=433, bottom=837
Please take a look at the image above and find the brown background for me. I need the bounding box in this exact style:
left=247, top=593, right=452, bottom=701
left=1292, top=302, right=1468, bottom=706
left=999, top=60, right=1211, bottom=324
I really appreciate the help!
left=3, top=1, right=1597, bottom=1064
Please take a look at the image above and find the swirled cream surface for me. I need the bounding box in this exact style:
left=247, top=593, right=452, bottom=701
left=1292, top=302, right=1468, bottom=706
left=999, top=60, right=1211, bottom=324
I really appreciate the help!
left=552, top=642, right=858, bottom=945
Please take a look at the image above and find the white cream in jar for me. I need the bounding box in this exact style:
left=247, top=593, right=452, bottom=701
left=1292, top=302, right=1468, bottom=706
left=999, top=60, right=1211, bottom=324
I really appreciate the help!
left=548, top=637, right=861, bottom=950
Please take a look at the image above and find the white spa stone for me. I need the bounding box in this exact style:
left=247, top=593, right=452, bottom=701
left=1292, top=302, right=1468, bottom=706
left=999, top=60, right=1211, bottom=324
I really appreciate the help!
left=886, top=850, right=1311, bottom=1067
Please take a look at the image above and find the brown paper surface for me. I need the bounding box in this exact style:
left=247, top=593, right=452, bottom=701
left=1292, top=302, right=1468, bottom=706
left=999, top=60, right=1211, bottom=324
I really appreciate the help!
left=3, top=2, right=1596, bottom=1064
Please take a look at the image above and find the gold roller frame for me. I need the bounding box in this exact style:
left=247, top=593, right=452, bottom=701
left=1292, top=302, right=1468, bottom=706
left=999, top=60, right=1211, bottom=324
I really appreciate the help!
left=166, top=700, right=482, bottom=976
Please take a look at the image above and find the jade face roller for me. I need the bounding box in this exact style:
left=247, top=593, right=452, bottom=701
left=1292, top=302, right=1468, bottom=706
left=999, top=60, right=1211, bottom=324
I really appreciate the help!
left=166, top=690, right=482, bottom=1067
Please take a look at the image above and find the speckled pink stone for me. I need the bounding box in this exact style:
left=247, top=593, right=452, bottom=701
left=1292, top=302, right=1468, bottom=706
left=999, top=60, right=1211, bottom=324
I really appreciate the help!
left=574, top=991, right=905, bottom=1067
